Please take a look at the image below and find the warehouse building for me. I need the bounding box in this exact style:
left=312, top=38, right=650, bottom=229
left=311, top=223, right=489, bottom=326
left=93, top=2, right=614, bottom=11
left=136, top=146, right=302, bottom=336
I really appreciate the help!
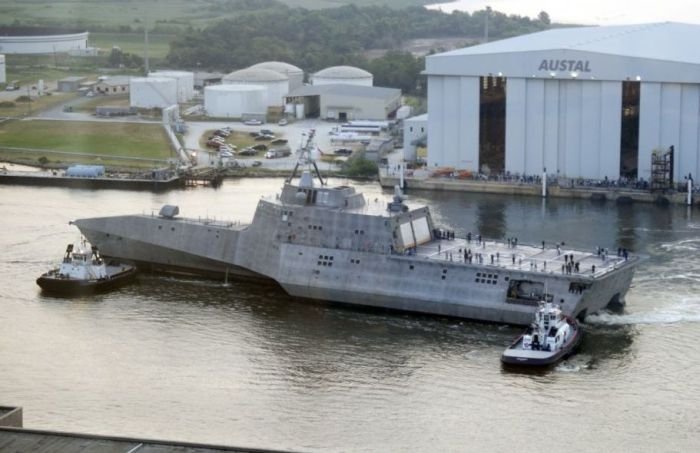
left=403, top=114, right=428, bottom=162
left=94, top=76, right=130, bottom=96
left=57, top=76, right=86, bottom=92
left=285, top=84, right=401, bottom=121
left=424, top=22, right=700, bottom=182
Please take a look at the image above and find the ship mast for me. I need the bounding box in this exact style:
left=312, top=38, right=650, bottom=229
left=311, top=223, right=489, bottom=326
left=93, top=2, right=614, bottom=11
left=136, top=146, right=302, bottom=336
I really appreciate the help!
left=287, top=129, right=326, bottom=186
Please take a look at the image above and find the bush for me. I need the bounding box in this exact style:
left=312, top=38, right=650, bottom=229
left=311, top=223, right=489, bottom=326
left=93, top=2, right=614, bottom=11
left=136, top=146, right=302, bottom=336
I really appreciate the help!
left=342, top=152, right=378, bottom=178
left=0, top=101, right=16, bottom=108
left=37, top=156, right=49, bottom=165
left=15, top=95, right=32, bottom=103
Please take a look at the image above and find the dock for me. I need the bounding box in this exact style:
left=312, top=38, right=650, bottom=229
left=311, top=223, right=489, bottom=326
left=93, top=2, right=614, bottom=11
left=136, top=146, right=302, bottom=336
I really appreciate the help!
left=182, top=167, right=224, bottom=188
left=379, top=174, right=694, bottom=205
left=0, top=405, right=299, bottom=453
left=0, top=169, right=184, bottom=191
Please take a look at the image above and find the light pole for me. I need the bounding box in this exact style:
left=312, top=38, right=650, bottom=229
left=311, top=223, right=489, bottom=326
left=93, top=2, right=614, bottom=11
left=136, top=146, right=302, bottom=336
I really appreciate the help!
left=484, top=6, right=492, bottom=43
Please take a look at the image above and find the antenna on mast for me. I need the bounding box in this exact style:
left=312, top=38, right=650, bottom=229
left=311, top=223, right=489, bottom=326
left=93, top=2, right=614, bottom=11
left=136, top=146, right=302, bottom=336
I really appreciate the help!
left=287, top=129, right=326, bottom=186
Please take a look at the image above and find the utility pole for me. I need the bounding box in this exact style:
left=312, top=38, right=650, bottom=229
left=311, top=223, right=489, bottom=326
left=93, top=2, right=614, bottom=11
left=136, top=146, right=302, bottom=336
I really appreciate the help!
left=26, top=86, right=31, bottom=116
left=484, top=6, right=492, bottom=43
left=144, top=24, right=150, bottom=75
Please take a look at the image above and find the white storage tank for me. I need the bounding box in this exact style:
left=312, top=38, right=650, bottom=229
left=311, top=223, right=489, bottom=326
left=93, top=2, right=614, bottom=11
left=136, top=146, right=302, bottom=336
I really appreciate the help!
left=248, top=61, right=304, bottom=91
left=0, top=54, right=5, bottom=85
left=130, top=77, right=178, bottom=109
left=204, top=84, right=266, bottom=118
left=222, top=68, right=289, bottom=109
left=312, top=65, right=373, bottom=86
left=149, top=70, right=194, bottom=102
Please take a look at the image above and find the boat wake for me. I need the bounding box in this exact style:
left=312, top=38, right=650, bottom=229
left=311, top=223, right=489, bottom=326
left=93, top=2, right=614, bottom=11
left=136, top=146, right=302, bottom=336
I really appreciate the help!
left=586, top=298, right=700, bottom=325
left=657, top=238, right=700, bottom=253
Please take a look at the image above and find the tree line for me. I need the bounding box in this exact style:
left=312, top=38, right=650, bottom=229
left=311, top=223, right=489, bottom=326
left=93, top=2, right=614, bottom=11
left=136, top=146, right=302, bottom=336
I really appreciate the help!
left=167, top=2, right=552, bottom=95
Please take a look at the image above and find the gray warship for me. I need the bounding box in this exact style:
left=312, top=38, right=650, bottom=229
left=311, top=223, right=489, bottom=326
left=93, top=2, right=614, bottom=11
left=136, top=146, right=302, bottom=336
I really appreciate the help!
left=74, top=131, right=638, bottom=325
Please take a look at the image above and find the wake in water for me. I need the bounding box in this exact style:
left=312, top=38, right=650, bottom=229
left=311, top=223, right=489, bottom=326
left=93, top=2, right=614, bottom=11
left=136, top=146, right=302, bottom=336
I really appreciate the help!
left=586, top=297, right=700, bottom=325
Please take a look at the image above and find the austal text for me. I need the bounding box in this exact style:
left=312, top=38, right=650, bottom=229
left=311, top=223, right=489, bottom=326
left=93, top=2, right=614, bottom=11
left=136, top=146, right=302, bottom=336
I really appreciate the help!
left=538, top=60, right=591, bottom=72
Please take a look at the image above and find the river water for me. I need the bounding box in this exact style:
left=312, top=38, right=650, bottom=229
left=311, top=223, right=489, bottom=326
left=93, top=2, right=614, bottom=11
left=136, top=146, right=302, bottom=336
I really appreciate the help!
left=1, top=178, right=699, bottom=452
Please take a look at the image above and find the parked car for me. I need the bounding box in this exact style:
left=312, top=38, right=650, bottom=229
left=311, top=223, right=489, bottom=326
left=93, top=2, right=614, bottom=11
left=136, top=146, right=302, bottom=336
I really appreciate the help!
left=244, top=119, right=263, bottom=126
left=251, top=160, right=262, bottom=167
left=252, top=143, right=268, bottom=151
left=260, top=129, right=274, bottom=136
left=278, top=118, right=288, bottom=126
left=333, top=148, right=353, bottom=156
left=238, top=147, right=257, bottom=156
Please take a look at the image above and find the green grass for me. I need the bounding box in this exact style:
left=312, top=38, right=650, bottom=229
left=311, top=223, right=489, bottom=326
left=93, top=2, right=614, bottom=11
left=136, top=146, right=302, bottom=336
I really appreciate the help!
left=72, top=94, right=130, bottom=113
left=5, top=65, right=98, bottom=87
left=90, top=32, right=173, bottom=60
left=0, top=120, right=174, bottom=168
left=0, top=92, right=80, bottom=118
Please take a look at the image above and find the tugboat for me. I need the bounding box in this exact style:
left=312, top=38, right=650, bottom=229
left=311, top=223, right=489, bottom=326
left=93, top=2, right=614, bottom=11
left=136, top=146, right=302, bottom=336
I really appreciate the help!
left=36, top=240, right=137, bottom=295
left=501, top=301, right=582, bottom=366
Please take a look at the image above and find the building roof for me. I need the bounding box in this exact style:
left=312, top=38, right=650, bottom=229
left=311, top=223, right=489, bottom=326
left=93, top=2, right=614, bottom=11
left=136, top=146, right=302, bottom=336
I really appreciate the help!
left=149, top=70, right=193, bottom=78
left=205, top=84, right=266, bottom=92
left=223, top=68, right=288, bottom=83
left=287, top=84, right=400, bottom=101
left=313, top=65, right=372, bottom=80
left=59, top=76, right=86, bottom=83
left=404, top=113, right=428, bottom=123
left=425, top=22, right=700, bottom=83
left=435, top=22, right=700, bottom=64
left=248, top=61, right=303, bottom=75
left=131, top=77, right=174, bottom=84
left=96, top=76, right=130, bottom=86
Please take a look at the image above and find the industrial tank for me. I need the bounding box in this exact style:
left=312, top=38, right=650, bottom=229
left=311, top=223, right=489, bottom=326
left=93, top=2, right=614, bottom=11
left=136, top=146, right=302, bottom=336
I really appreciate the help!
left=204, top=84, right=266, bottom=118
left=248, top=61, right=304, bottom=91
left=0, top=54, right=5, bottom=85
left=312, top=65, right=373, bottom=86
left=149, top=70, right=194, bottom=102
left=222, top=68, right=289, bottom=109
left=130, top=77, right=178, bottom=109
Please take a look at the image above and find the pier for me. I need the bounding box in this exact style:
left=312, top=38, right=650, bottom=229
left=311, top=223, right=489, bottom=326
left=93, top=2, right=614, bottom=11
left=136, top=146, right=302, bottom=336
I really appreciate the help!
left=379, top=174, right=694, bottom=206
left=0, top=169, right=184, bottom=191
left=182, top=167, right=224, bottom=188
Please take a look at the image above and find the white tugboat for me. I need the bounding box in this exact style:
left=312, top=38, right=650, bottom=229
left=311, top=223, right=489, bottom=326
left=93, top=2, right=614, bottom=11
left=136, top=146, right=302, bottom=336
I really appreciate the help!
left=501, top=301, right=582, bottom=366
left=36, top=240, right=137, bottom=295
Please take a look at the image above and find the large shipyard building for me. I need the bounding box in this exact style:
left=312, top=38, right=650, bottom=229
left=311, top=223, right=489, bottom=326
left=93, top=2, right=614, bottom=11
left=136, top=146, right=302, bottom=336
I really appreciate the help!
left=424, top=22, right=700, bottom=181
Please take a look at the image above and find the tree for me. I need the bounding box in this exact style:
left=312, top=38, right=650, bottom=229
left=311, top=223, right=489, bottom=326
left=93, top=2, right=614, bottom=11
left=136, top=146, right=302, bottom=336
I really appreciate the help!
left=538, top=11, right=551, bottom=25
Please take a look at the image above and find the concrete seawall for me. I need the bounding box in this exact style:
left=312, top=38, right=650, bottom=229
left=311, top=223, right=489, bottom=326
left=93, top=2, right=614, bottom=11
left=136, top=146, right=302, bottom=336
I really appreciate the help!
left=380, top=176, right=693, bottom=205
